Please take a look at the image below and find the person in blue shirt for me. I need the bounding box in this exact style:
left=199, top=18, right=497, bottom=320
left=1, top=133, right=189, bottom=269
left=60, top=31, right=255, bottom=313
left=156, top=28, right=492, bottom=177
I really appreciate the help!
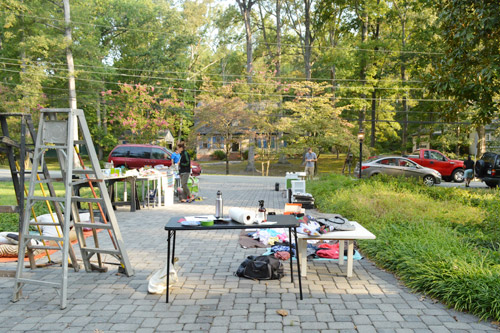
left=171, top=145, right=181, bottom=171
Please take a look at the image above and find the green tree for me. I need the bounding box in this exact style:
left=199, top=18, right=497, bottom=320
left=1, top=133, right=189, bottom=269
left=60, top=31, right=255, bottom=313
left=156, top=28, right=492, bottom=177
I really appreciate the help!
left=280, top=81, right=357, bottom=169
left=194, top=96, right=252, bottom=175
left=431, top=0, right=500, bottom=154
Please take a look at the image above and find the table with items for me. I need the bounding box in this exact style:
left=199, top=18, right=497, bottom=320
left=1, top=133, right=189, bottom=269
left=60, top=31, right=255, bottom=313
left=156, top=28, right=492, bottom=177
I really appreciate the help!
left=164, top=214, right=303, bottom=303
left=296, top=221, right=376, bottom=277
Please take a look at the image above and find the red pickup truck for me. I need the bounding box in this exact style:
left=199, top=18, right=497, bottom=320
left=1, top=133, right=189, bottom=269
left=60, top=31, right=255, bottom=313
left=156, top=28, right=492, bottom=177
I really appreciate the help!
left=406, top=149, right=465, bottom=182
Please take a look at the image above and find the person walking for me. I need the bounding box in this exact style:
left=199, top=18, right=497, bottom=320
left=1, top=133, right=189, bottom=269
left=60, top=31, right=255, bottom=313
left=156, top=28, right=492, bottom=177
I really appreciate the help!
left=177, top=142, right=192, bottom=202
left=464, top=155, right=475, bottom=187
left=304, top=147, right=317, bottom=180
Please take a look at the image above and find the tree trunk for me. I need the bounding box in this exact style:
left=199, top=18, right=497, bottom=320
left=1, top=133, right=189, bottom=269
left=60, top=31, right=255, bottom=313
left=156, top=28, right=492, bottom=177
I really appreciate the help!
left=245, top=136, right=256, bottom=172
left=370, top=0, right=380, bottom=148
left=304, top=0, right=312, bottom=80
left=177, top=116, right=183, bottom=143
left=276, top=0, right=289, bottom=165
left=358, top=6, right=368, bottom=131
left=401, top=17, right=409, bottom=154
left=477, top=125, right=486, bottom=156
left=276, top=0, right=281, bottom=77
left=236, top=0, right=256, bottom=83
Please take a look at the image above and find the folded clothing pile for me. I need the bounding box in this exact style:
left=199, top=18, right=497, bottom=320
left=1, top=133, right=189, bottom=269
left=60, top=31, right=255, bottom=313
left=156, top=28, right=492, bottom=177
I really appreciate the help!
left=296, top=214, right=356, bottom=236
left=292, top=192, right=315, bottom=209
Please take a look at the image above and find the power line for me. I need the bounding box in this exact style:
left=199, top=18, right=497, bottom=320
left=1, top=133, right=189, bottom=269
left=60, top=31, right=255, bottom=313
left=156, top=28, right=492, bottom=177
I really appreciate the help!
left=0, top=59, right=427, bottom=91
left=0, top=67, right=452, bottom=103
left=3, top=84, right=471, bottom=117
left=0, top=56, right=426, bottom=84
left=3, top=11, right=445, bottom=56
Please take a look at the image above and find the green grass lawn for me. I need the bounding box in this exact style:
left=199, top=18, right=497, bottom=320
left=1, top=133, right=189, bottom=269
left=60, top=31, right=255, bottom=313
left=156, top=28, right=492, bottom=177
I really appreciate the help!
left=199, top=153, right=347, bottom=176
left=308, top=174, right=500, bottom=321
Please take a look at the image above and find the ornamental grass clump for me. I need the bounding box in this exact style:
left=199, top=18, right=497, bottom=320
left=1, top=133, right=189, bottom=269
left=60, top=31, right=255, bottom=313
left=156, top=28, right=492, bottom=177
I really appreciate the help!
left=308, top=174, right=500, bottom=321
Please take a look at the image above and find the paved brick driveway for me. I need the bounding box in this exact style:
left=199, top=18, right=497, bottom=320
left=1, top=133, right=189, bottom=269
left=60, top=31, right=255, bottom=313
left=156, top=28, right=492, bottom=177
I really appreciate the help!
left=0, top=175, right=497, bottom=332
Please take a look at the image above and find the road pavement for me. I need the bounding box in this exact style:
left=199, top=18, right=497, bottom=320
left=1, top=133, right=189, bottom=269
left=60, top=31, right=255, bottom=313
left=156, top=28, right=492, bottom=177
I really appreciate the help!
left=0, top=175, right=498, bottom=332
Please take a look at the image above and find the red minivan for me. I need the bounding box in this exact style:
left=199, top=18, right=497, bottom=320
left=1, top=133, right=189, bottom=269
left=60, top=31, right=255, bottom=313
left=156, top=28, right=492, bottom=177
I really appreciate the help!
left=107, top=144, right=201, bottom=176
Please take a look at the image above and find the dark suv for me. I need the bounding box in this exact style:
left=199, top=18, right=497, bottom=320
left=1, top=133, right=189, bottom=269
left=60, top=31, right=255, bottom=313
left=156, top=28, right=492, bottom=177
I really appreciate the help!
left=475, top=152, right=500, bottom=188
left=108, top=144, right=201, bottom=176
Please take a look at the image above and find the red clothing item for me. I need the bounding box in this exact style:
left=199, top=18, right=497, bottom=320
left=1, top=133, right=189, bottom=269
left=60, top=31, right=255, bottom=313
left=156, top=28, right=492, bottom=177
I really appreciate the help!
left=316, top=243, right=340, bottom=259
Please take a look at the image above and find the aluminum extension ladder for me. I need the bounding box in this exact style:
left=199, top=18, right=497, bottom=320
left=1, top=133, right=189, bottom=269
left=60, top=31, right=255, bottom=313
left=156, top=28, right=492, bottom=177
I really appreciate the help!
left=12, top=108, right=134, bottom=309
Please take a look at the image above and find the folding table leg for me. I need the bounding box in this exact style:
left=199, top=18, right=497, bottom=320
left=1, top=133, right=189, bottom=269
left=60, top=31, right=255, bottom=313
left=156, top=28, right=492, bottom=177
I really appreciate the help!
left=288, top=228, right=294, bottom=283
left=293, top=227, right=303, bottom=300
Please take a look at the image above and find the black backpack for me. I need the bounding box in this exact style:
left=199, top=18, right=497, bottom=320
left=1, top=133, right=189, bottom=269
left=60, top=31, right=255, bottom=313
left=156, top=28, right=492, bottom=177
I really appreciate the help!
left=236, top=255, right=284, bottom=280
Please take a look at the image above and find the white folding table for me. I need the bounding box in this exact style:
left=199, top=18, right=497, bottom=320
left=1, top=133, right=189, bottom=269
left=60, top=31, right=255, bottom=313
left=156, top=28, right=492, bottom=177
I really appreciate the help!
left=296, top=222, right=376, bottom=277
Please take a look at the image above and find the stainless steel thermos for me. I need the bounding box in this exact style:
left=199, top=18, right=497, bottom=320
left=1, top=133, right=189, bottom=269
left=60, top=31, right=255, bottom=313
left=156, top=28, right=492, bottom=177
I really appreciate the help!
left=215, top=190, right=223, bottom=218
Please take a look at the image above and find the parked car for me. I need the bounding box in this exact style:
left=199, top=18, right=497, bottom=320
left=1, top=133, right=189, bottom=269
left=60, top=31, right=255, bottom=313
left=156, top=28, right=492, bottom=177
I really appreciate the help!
left=405, top=149, right=464, bottom=182
left=107, top=144, right=201, bottom=176
left=475, top=152, right=500, bottom=188
left=354, top=156, right=442, bottom=186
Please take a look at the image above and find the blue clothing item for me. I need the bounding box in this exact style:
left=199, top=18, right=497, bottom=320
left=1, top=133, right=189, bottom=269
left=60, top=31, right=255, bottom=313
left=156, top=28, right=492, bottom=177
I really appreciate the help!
left=305, top=152, right=317, bottom=167
left=270, top=245, right=296, bottom=257
left=464, top=169, right=474, bottom=179
left=171, top=152, right=180, bottom=164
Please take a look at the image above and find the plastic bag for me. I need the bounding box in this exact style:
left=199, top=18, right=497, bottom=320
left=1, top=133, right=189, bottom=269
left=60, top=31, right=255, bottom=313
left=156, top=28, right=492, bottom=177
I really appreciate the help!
left=147, top=263, right=178, bottom=294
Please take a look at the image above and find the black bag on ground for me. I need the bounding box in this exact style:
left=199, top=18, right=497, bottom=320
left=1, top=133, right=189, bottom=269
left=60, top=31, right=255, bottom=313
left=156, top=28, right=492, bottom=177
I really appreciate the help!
left=236, top=255, right=284, bottom=280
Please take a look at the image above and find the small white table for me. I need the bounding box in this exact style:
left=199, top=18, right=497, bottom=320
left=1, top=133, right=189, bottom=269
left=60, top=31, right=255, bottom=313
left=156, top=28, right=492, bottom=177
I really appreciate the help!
left=296, top=222, right=375, bottom=277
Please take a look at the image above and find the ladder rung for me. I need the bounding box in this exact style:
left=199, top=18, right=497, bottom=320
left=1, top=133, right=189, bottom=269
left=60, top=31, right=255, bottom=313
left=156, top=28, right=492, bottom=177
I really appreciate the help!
left=28, top=245, right=62, bottom=251
left=0, top=136, right=19, bottom=147
left=16, top=278, right=60, bottom=288
left=73, top=169, right=96, bottom=175
left=25, top=234, right=64, bottom=242
left=30, top=196, right=65, bottom=202
left=73, top=222, right=111, bottom=229
left=0, top=205, right=18, bottom=213
left=12, top=170, right=44, bottom=175
left=72, top=179, right=103, bottom=186
left=81, top=247, right=121, bottom=255
left=72, top=197, right=105, bottom=203
left=34, top=179, right=53, bottom=184
left=38, top=145, right=68, bottom=149
left=74, top=140, right=86, bottom=145
left=29, top=222, right=62, bottom=226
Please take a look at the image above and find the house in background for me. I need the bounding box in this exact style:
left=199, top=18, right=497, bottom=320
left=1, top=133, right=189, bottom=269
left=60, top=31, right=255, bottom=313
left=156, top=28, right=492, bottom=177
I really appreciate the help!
left=196, top=131, right=282, bottom=161
left=153, top=129, right=175, bottom=150
left=468, top=122, right=499, bottom=155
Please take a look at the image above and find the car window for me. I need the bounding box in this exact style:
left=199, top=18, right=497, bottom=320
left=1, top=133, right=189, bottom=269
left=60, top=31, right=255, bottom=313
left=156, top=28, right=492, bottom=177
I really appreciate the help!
left=378, top=158, right=397, bottom=166
left=429, top=151, right=445, bottom=161
left=399, top=159, right=416, bottom=168
left=129, top=147, right=150, bottom=158
left=423, top=151, right=430, bottom=159
left=151, top=148, right=171, bottom=160
left=110, top=147, right=129, bottom=157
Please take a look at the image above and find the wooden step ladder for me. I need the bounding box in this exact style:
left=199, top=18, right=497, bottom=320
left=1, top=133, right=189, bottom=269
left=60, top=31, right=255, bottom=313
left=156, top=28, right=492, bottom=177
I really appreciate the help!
left=12, top=108, right=134, bottom=309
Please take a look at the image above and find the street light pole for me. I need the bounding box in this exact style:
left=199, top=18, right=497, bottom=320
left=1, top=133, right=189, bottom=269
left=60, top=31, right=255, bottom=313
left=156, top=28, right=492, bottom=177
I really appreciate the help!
left=358, top=130, right=365, bottom=179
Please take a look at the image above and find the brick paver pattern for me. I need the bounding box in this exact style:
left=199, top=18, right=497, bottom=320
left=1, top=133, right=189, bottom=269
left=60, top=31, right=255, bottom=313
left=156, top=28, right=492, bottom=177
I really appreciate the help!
left=0, top=175, right=498, bottom=332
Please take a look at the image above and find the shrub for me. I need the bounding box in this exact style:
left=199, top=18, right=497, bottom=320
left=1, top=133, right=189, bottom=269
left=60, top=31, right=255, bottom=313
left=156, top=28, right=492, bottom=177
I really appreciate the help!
left=242, top=150, right=249, bottom=160
left=212, top=150, right=226, bottom=160
left=309, top=174, right=500, bottom=321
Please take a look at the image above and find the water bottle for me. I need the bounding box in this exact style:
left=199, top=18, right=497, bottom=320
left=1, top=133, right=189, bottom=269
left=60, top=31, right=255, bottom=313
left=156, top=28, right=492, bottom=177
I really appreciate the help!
left=257, top=200, right=267, bottom=222
left=215, top=191, right=223, bottom=218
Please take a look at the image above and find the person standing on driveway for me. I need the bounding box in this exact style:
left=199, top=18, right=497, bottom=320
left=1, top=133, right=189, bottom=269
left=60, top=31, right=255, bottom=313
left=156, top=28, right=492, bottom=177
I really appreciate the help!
left=304, top=147, right=317, bottom=180
left=178, top=142, right=192, bottom=202
left=464, top=155, right=475, bottom=187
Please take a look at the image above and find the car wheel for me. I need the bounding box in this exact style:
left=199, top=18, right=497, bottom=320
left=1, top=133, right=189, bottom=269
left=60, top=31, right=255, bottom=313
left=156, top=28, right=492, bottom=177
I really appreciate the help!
left=423, top=175, right=435, bottom=186
left=452, top=168, right=464, bottom=183
left=485, top=181, right=498, bottom=189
